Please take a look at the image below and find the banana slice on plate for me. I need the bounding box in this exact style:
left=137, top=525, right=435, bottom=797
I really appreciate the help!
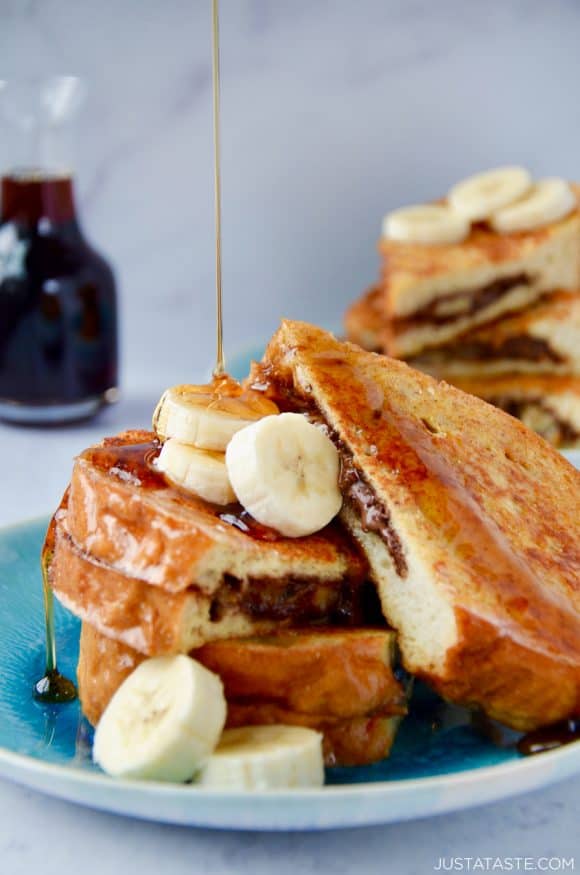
left=153, top=376, right=279, bottom=452
left=448, top=166, right=532, bottom=221
left=225, top=412, right=342, bottom=537
left=198, top=725, right=325, bottom=790
left=156, top=439, right=236, bottom=505
left=382, top=204, right=469, bottom=245
left=93, top=655, right=226, bottom=782
left=490, top=178, right=576, bottom=233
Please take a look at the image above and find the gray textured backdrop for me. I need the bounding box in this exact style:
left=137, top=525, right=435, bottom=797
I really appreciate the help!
left=2, top=0, right=579, bottom=390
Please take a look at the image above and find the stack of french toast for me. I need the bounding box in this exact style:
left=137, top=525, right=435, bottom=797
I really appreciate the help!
left=48, top=382, right=407, bottom=770
left=345, top=168, right=580, bottom=448
left=46, top=321, right=580, bottom=786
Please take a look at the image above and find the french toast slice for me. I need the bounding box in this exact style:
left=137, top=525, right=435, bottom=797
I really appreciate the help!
left=194, top=629, right=406, bottom=718
left=450, top=374, right=580, bottom=449
left=345, top=288, right=580, bottom=379
left=77, top=622, right=405, bottom=766
left=49, top=517, right=284, bottom=653
left=251, top=320, right=580, bottom=730
left=412, top=291, right=580, bottom=379
left=49, top=511, right=376, bottom=655
left=65, top=430, right=367, bottom=594
left=379, top=189, right=580, bottom=356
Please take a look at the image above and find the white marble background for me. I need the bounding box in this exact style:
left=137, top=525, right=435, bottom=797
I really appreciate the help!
left=1, top=2, right=579, bottom=872
left=3, top=0, right=580, bottom=390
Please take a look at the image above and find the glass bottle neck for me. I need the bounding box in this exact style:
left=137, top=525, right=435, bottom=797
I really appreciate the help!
left=1, top=172, right=78, bottom=226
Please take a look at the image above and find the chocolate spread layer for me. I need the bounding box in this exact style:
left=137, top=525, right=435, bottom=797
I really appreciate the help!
left=415, top=335, right=563, bottom=366
left=210, top=573, right=383, bottom=627
left=396, top=273, right=531, bottom=328
left=335, top=437, right=408, bottom=578
left=251, top=368, right=408, bottom=579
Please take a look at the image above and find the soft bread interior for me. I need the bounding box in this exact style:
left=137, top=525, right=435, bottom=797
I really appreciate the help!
left=340, top=505, right=457, bottom=675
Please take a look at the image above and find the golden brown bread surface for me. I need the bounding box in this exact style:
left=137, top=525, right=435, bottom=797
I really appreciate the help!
left=77, top=623, right=404, bottom=766
left=49, top=518, right=288, bottom=654
left=66, top=430, right=365, bottom=594
left=50, top=501, right=378, bottom=654
left=251, top=320, right=580, bottom=730
left=194, top=629, right=406, bottom=718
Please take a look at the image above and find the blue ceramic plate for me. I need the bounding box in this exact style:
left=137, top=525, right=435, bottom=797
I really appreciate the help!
left=0, top=343, right=578, bottom=830
left=1, top=521, right=579, bottom=832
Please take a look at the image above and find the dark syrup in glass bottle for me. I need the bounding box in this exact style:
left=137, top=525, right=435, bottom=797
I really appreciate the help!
left=0, top=170, right=118, bottom=423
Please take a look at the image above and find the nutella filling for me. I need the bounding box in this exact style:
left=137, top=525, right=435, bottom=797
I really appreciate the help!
left=211, top=573, right=382, bottom=627
left=334, top=436, right=408, bottom=578
left=251, top=368, right=408, bottom=579
left=82, top=433, right=385, bottom=625
left=396, top=273, right=531, bottom=328
left=415, top=335, right=562, bottom=366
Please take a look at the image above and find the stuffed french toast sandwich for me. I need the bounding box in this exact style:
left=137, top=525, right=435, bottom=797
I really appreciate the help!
left=45, top=323, right=580, bottom=788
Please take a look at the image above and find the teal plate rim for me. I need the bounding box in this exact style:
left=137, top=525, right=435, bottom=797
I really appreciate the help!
left=0, top=514, right=579, bottom=831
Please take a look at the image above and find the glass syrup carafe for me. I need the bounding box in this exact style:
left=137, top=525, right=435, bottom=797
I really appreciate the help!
left=0, top=76, right=118, bottom=424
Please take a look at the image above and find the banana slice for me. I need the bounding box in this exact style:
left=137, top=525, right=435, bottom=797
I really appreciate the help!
left=153, top=376, right=279, bottom=452
left=225, top=412, right=342, bottom=537
left=155, top=439, right=236, bottom=505
left=197, top=725, right=324, bottom=790
left=93, top=655, right=226, bottom=782
left=382, top=204, right=469, bottom=245
left=490, top=178, right=576, bottom=233
left=448, top=166, right=532, bottom=221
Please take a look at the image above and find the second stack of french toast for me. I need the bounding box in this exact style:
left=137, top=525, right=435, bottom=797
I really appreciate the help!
left=345, top=168, right=580, bottom=448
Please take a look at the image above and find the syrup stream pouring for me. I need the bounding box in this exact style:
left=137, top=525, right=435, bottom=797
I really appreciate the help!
left=212, top=0, right=225, bottom=377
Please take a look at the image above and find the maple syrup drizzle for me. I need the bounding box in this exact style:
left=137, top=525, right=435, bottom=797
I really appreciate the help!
left=211, top=0, right=225, bottom=378
left=33, top=549, right=77, bottom=704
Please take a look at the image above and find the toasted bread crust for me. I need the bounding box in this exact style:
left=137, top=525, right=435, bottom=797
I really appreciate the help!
left=77, top=622, right=403, bottom=766
left=50, top=519, right=285, bottom=654
left=195, top=629, right=405, bottom=718
left=66, top=430, right=366, bottom=594
left=253, top=320, right=580, bottom=729
left=451, top=373, right=580, bottom=398
left=77, top=623, right=140, bottom=725
left=438, top=607, right=580, bottom=728
left=51, top=504, right=378, bottom=655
